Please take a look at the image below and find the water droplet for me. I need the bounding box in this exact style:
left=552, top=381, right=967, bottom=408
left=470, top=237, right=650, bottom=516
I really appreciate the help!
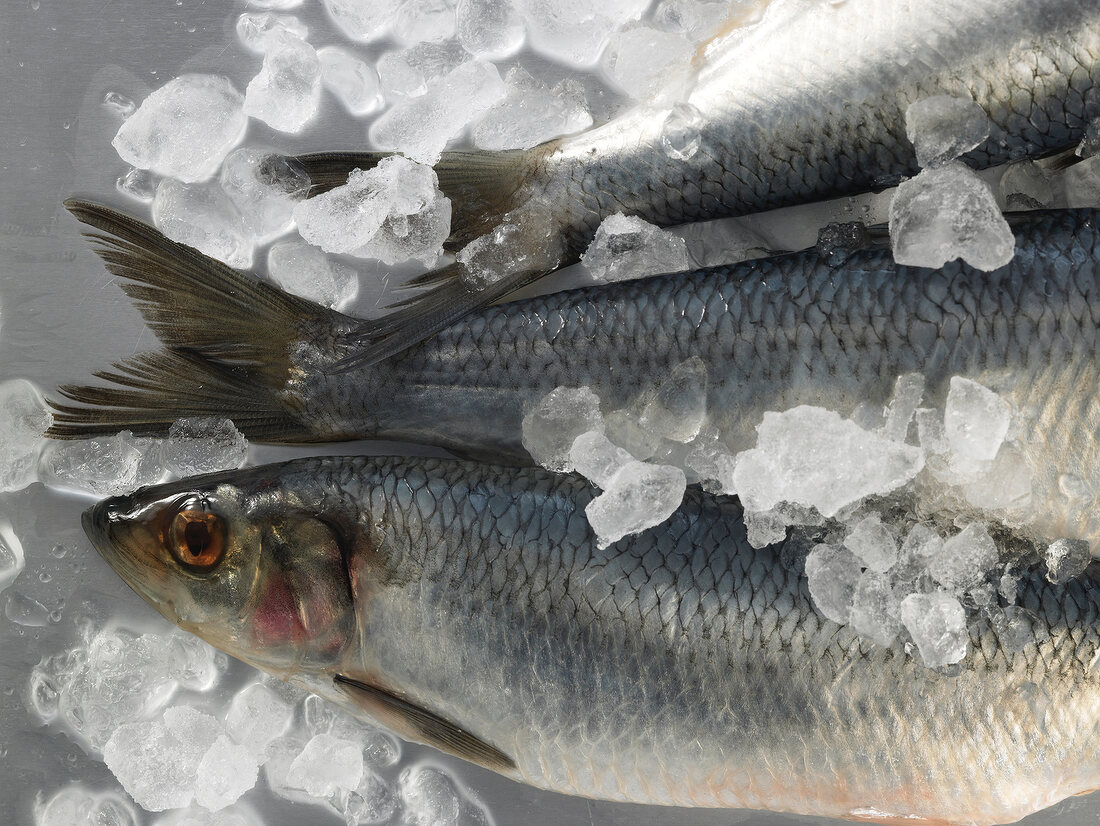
left=4, top=591, right=50, bottom=627
left=30, top=0, right=40, bottom=11
left=49, top=544, right=69, bottom=559
left=38, top=571, right=52, bottom=583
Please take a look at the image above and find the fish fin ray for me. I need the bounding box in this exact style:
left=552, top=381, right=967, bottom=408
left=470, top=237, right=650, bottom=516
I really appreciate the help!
left=334, top=673, right=516, bottom=772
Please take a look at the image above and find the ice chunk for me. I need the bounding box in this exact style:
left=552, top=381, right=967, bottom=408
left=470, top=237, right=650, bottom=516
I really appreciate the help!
left=318, top=46, right=381, bottom=116
left=928, top=523, right=998, bottom=591
left=286, top=734, right=364, bottom=797
left=163, top=417, right=249, bottom=477
left=897, top=523, right=943, bottom=572
left=958, top=442, right=1031, bottom=510
left=392, top=0, right=457, bottom=45
left=651, top=0, right=729, bottom=43
left=743, top=503, right=822, bottom=549
left=1062, top=155, right=1100, bottom=208
left=601, top=27, right=693, bottom=101
left=152, top=804, right=265, bottom=825
left=4, top=591, right=50, bottom=626
left=167, top=633, right=227, bottom=691
left=457, top=0, right=525, bottom=59
left=302, top=694, right=400, bottom=767
left=152, top=179, right=253, bottom=268
left=849, top=570, right=902, bottom=647
left=267, top=240, right=359, bottom=308
left=0, top=379, right=50, bottom=493
left=585, top=461, right=687, bottom=548
left=521, top=386, right=603, bottom=471
left=899, top=592, right=968, bottom=667
left=999, top=161, right=1054, bottom=210
left=456, top=204, right=561, bottom=290
left=103, top=719, right=199, bottom=810
left=35, top=786, right=138, bottom=826
left=732, top=406, right=925, bottom=517
left=333, top=768, right=399, bottom=825
left=944, top=377, right=1011, bottom=464
left=116, top=167, right=158, bottom=202
left=399, top=765, right=490, bottom=826
left=39, top=431, right=153, bottom=497
left=244, top=34, right=322, bottom=133
left=638, top=357, right=708, bottom=442
left=235, top=13, right=309, bottom=53
left=992, top=605, right=1038, bottom=653
left=515, top=0, right=649, bottom=66
left=113, top=75, right=246, bottom=183
left=601, top=409, right=660, bottom=461
left=581, top=213, right=693, bottom=283
left=225, top=682, right=294, bottom=757
left=881, top=373, right=924, bottom=443
left=683, top=429, right=737, bottom=494
left=1078, top=119, right=1100, bottom=158
left=195, top=736, right=259, bottom=811
left=369, top=60, right=507, bottom=165
left=915, top=408, right=948, bottom=454
left=220, top=148, right=310, bottom=240
left=321, top=0, right=396, bottom=41
left=472, top=67, right=591, bottom=151
left=569, top=431, right=634, bottom=487
left=0, top=521, right=24, bottom=595
left=844, top=515, right=897, bottom=573
left=103, top=91, right=137, bottom=119
left=1044, top=538, right=1091, bottom=585
left=816, top=221, right=872, bottom=266
left=904, top=95, right=990, bottom=168
left=377, top=41, right=469, bottom=100
left=804, top=544, right=861, bottom=625
left=294, top=156, right=451, bottom=266
left=888, top=163, right=1015, bottom=272
left=262, top=737, right=315, bottom=803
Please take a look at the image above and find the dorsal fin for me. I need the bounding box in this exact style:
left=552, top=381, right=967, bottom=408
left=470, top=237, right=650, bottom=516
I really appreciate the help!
left=334, top=673, right=516, bottom=773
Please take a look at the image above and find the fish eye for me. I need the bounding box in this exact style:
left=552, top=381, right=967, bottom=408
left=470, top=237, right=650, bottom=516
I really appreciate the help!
left=167, top=499, right=226, bottom=572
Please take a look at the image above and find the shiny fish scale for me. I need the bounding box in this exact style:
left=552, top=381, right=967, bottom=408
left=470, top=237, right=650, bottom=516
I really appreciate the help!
left=522, top=0, right=1100, bottom=249
left=268, top=455, right=1100, bottom=822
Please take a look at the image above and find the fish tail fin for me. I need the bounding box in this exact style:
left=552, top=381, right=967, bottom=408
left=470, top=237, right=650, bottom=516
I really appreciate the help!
left=48, top=200, right=345, bottom=442
left=291, top=148, right=560, bottom=368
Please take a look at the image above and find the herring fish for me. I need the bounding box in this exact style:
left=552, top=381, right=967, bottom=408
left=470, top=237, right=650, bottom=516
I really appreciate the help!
left=82, top=454, right=1100, bottom=825
left=52, top=203, right=1100, bottom=551
left=292, top=0, right=1100, bottom=364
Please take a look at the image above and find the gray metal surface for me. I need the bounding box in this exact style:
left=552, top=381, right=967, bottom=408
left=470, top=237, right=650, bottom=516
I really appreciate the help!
left=0, top=1, right=1098, bottom=824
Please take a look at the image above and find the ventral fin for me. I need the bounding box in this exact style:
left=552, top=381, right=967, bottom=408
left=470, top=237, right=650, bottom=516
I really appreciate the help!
left=334, top=673, right=516, bottom=772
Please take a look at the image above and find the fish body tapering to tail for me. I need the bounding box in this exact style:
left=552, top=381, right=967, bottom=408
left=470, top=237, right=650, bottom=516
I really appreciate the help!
left=49, top=200, right=353, bottom=442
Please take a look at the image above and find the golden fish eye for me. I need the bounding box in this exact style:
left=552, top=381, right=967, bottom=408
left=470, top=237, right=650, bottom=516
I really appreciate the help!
left=168, top=504, right=226, bottom=572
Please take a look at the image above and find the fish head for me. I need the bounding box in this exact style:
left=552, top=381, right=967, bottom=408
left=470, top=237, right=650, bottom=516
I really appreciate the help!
left=82, top=467, right=357, bottom=676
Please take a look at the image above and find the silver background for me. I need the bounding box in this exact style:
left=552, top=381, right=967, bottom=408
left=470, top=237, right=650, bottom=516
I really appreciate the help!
left=1, top=0, right=1098, bottom=824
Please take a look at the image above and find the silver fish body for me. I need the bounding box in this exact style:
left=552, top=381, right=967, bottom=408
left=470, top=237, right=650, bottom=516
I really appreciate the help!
left=82, top=456, right=1100, bottom=825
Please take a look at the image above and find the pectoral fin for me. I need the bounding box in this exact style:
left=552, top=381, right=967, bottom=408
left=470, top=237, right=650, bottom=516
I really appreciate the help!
left=334, top=673, right=516, bottom=773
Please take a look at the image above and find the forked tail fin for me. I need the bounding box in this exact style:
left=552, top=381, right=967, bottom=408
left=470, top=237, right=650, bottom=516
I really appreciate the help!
left=48, top=200, right=344, bottom=442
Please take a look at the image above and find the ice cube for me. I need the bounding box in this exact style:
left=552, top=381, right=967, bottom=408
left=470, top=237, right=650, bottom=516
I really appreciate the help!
left=369, top=60, right=507, bottom=165
left=0, top=378, right=51, bottom=493
left=568, top=431, right=635, bottom=487
left=743, top=509, right=788, bottom=549
left=112, top=75, right=247, bottom=183
left=899, top=592, right=968, bottom=667
left=638, top=357, right=708, bottom=442
left=521, top=386, right=603, bottom=472
left=944, top=377, right=1011, bottom=464
left=456, top=204, right=562, bottom=289
left=321, top=0, right=397, bottom=42
left=163, top=706, right=223, bottom=755
left=285, top=734, right=364, bottom=797
left=844, top=515, right=897, bottom=573
left=301, top=694, right=400, bottom=767
left=220, top=148, right=310, bottom=240
left=731, top=406, right=925, bottom=517
left=399, top=765, right=489, bottom=826
left=958, top=442, right=1032, bottom=510
left=581, top=213, right=693, bottom=284
left=928, top=522, right=998, bottom=591
left=848, top=569, right=902, bottom=647
left=881, top=373, right=924, bottom=443
left=684, top=432, right=737, bottom=494
left=999, top=161, right=1054, bottom=210
left=318, top=46, right=382, bottom=116
left=244, top=34, right=322, bottom=133
left=1062, top=154, right=1100, bottom=208
left=195, top=736, right=260, bottom=811
left=116, top=167, right=158, bottom=202
left=377, top=41, right=469, bottom=100
left=152, top=179, right=253, bottom=268
left=35, top=786, right=138, bottom=826
left=601, top=409, right=660, bottom=461
left=39, top=431, right=152, bottom=497
left=585, top=461, right=687, bottom=548
left=392, top=0, right=457, bottom=45
left=235, top=13, right=309, bottom=53
left=915, top=408, right=948, bottom=454
left=225, top=682, right=294, bottom=757
left=888, top=163, right=1015, bottom=272
left=897, top=523, right=943, bottom=572
left=904, top=95, right=990, bottom=168
left=267, top=239, right=360, bottom=308
left=104, top=719, right=199, bottom=810
left=1044, top=538, right=1091, bottom=585
left=163, top=417, right=249, bottom=477
left=456, top=0, right=525, bottom=60
left=472, top=66, right=591, bottom=151
left=262, top=737, right=316, bottom=803
left=294, top=156, right=451, bottom=266
left=333, top=768, right=398, bottom=825
left=514, top=0, right=649, bottom=67
left=601, top=27, right=693, bottom=101
left=992, top=605, right=1038, bottom=653
left=167, top=633, right=227, bottom=691
left=804, top=544, right=861, bottom=625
